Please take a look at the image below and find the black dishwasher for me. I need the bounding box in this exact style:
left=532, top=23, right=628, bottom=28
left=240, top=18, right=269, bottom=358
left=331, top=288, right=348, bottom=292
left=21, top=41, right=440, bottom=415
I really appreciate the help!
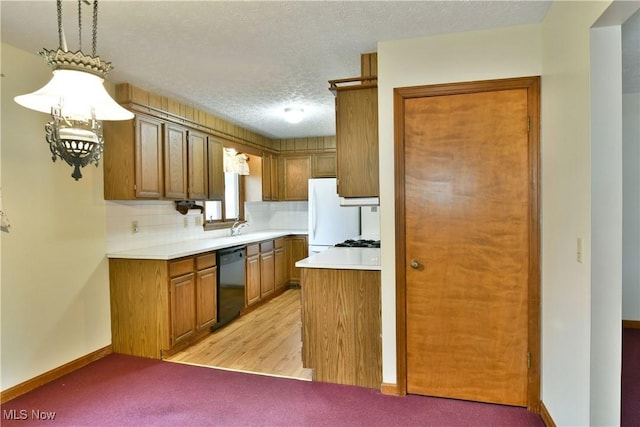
left=212, top=245, right=246, bottom=332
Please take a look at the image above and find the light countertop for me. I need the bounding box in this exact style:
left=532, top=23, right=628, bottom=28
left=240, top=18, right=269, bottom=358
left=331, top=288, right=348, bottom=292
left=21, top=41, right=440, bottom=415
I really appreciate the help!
left=107, top=230, right=307, bottom=260
left=295, top=247, right=381, bottom=271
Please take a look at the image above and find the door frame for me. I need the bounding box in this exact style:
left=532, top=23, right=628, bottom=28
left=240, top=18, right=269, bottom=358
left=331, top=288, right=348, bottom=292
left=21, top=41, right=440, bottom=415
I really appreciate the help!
left=393, top=76, right=541, bottom=411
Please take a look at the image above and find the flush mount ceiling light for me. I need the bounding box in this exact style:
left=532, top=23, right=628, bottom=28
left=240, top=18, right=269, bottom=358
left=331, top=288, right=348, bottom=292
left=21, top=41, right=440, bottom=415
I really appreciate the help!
left=14, top=0, right=133, bottom=180
left=283, top=107, right=304, bottom=124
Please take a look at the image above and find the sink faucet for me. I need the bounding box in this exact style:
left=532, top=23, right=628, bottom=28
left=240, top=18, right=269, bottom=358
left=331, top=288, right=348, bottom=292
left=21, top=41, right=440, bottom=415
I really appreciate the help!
left=230, top=220, right=248, bottom=236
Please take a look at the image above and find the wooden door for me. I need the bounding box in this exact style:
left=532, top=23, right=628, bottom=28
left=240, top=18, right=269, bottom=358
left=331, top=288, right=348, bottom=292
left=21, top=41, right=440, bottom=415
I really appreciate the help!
left=164, top=124, right=188, bottom=199
left=134, top=116, right=164, bottom=198
left=188, top=131, right=208, bottom=200
left=395, top=78, right=540, bottom=408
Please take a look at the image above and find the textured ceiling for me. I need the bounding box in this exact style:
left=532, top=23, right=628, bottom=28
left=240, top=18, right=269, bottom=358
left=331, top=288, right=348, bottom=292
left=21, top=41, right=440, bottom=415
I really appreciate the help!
left=9, top=0, right=631, bottom=140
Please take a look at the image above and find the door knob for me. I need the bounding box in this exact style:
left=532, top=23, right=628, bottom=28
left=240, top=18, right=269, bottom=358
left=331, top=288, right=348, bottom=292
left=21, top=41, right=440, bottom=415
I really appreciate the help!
left=410, top=259, right=421, bottom=269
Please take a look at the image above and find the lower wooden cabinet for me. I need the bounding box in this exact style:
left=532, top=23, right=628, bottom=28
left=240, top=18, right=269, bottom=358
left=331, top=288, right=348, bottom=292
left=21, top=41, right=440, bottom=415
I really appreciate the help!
left=286, top=235, right=308, bottom=285
left=274, top=238, right=286, bottom=292
left=245, top=244, right=261, bottom=307
left=301, top=268, right=381, bottom=389
left=109, top=251, right=217, bottom=359
left=260, top=240, right=275, bottom=298
left=195, top=253, right=217, bottom=331
left=170, top=272, right=196, bottom=345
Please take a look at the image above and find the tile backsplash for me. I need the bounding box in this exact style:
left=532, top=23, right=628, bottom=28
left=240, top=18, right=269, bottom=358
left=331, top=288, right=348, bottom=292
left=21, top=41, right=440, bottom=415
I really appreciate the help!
left=105, top=200, right=308, bottom=253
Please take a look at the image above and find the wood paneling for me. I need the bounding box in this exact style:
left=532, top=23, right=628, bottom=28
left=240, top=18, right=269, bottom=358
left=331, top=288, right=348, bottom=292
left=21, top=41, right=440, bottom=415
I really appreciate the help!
left=115, top=83, right=273, bottom=152
left=301, top=268, right=381, bottom=389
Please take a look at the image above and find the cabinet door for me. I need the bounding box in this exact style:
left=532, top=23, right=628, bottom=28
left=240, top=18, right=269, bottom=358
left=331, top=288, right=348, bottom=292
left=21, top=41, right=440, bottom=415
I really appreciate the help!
left=164, top=124, right=188, bottom=199
left=260, top=250, right=275, bottom=298
left=207, top=137, right=224, bottom=200
left=275, top=246, right=286, bottom=291
left=170, top=273, right=196, bottom=345
left=188, top=131, right=208, bottom=200
left=262, top=153, right=279, bottom=201
left=282, top=155, right=311, bottom=201
left=287, top=235, right=308, bottom=285
left=196, top=266, right=217, bottom=331
left=135, top=116, right=164, bottom=198
left=312, top=152, right=337, bottom=178
left=335, top=87, right=379, bottom=198
left=245, top=252, right=261, bottom=306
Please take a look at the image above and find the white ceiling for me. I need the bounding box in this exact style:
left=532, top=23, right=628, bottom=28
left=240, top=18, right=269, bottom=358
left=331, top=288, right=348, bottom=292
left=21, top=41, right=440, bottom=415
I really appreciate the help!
left=1, top=1, right=635, bottom=140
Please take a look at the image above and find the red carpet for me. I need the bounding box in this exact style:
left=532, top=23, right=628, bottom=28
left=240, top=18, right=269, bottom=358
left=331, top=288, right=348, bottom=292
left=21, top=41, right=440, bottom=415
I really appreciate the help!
left=622, top=328, right=640, bottom=427
left=1, top=354, right=544, bottom=426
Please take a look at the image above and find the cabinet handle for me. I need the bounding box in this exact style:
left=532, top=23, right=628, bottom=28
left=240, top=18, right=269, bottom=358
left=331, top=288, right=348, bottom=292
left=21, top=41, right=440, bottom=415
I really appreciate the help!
left=410, top=259, right=421, bottom=269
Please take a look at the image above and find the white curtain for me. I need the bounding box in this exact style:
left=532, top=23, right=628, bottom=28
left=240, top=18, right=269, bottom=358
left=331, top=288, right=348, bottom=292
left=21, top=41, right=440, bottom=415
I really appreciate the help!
left=223, top=148, right=250, bottom=175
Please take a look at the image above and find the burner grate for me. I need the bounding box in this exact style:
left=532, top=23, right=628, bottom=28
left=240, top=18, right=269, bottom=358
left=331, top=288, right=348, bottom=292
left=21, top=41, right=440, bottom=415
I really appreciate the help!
left=335, top=239, right=380, bottom=248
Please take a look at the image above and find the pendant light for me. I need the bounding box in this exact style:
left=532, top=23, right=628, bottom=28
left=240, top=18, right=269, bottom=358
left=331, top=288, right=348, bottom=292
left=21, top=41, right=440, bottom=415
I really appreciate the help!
left=14, top=0, right=133, bottom=180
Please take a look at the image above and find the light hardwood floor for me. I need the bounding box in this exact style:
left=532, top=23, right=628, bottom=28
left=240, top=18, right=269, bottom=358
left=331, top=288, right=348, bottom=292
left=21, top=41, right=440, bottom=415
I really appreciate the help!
left=166, top=288, right=313, bottom=381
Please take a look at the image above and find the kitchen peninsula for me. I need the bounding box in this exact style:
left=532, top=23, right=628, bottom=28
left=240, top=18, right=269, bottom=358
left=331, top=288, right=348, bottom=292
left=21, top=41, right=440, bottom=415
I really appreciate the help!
left=295, top=246, right=381, bottom=389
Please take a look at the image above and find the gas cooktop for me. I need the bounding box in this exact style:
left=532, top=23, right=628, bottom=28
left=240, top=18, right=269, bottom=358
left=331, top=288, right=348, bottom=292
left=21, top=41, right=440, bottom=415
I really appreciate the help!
left=335, top=239, right=381, bottom=248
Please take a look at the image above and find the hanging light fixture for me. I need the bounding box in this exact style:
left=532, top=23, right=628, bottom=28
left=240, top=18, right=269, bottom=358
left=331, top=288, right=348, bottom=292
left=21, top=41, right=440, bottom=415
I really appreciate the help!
left=14, top=0, right=133, bottom=180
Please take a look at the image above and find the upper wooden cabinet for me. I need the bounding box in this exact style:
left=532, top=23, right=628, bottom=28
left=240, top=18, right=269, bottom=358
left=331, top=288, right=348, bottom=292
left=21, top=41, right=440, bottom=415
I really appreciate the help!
left=187, top=130, right=209, bottom=200
left=104, top=113, right=226, bottom=202
left=262, top=152, right=279, bottom=201
left=164, top=124, right=188, bottom=200
left=312, top=152, right=337, bottom=178
left=207, top=137, right=224, bottom=200
left=281, top=155, right=311, bottom=201
left=334, top=85, right=379, bottom=198
left=104, top=114, right=163, bottom=200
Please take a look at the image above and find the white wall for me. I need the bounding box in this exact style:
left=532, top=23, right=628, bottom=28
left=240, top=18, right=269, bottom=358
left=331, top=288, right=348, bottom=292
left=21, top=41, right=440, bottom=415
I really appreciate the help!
left=1, top=43, right=112, bottom=390
left=377, top=23, right=542, bottom=386
left=590, top=23, right=622, bottom=427
left=623, top=92, right=640, bottom=320
left=539, top=2, right=614, bottom=425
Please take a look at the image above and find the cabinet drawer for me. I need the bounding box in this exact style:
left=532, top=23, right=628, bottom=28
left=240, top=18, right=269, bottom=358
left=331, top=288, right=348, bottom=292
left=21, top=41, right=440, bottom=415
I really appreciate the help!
left=196, top=252, right=216, bottom=270
left=247, top=244, right=260, bottom=257
left=274, top=237, right=284, bottom=249
left=260, top=240, right=274, bottom=252
left=169, top=258, right=194, bottom=277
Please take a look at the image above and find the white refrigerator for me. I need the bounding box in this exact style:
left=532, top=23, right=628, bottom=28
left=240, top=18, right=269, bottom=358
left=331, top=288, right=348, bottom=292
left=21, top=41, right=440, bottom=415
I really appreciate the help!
left=308, top=178, right=360, bottom=254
